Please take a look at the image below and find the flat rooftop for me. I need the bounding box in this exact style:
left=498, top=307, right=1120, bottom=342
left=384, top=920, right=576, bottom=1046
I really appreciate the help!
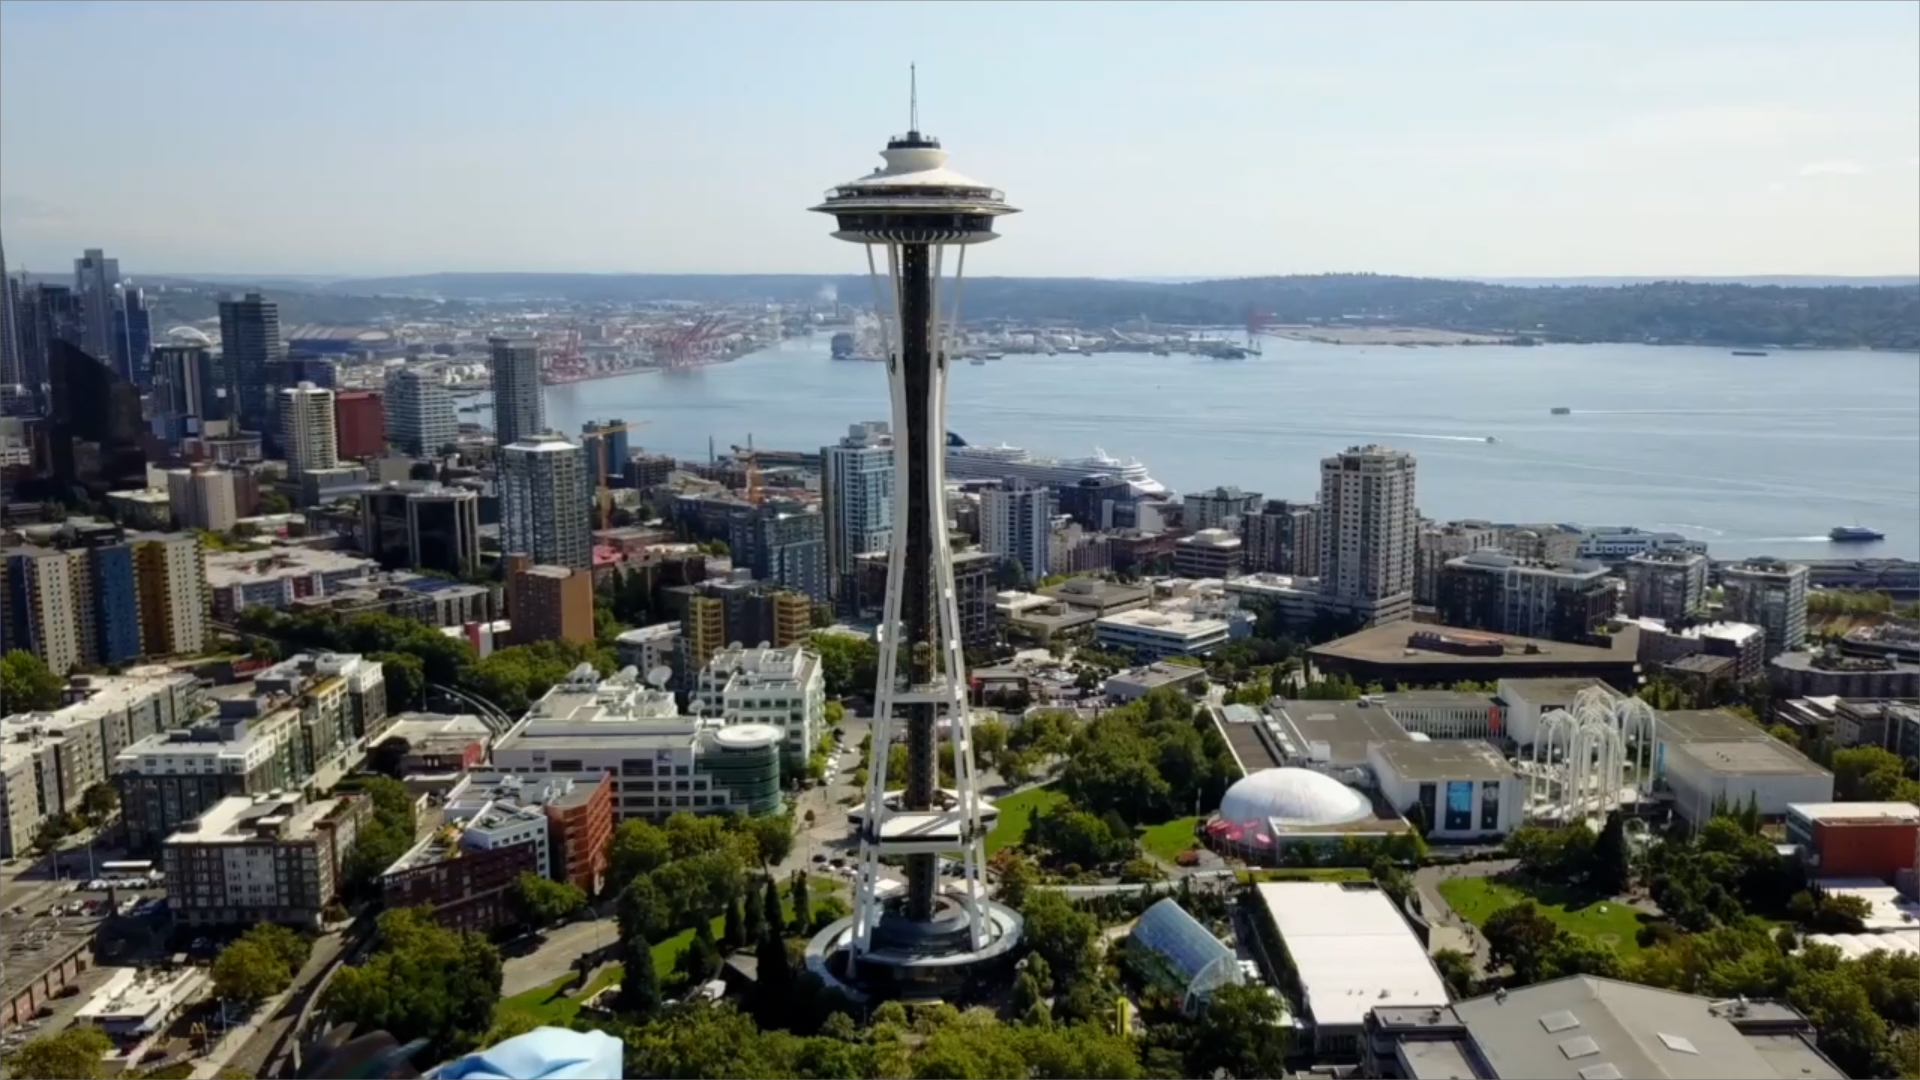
left=1499, top=677, right=1622, bottom=705
left=1254, top=881, right=1448, bottom=1028
left=1373, top=739, right=1516, bottom=782
left=1657, top=708, right=1769, bottom=743
left=165, top=793, right=350, bottom=845
left=1669, top=739, right=1829, bottom=779
left=1446, top=975, right=1842, bottom=1079
left=1208, top=703, right=1286, bottom=774
left=1812, top=878, right=1920, bottom=932
left=1376, top=689, right=1501, bottom=709
left=1788, top=801, right=1920, bottom=825
left=1314, top=623, right=1638, bottom=667
left=1271, top=699, right=1412, bottom=767
left=379, top=712, right=493, bottom=746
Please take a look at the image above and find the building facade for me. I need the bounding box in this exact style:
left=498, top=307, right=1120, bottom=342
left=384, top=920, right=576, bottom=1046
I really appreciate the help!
left=488, top=336, right=545, bottom=449
left=692, top=644, right=826, bottom=770
left=1243, top=499, right=1319, bottom=577
left=505, top=555, right=594, bottom=646
left=333, top=390, right=385, bottom=459
left=500, top=433, right=592, bottom=569
left=1621, top=548, right=1708, bottom=621
left=820, top=422, right=894, bottom=603
left=278, top=381, right=339, bottom=478
left=216, top=293, right=283, bottom=437
left=407, top=484, right=481, bottom=576
left=1722, top=558, right=1809, bottom=657
left=730, top=501, right=828, bottom=602
left=163, top=793, right=369, bottom=928
left=980, top=480, right=1052, bottom=581
left=1317, top=445, right=1417, bottom=626
left=1414, top=519, right=1498, bottom=607
left=383, top=365, right=457, bottom=457
left=1437, top=551, right=1616, bottom=643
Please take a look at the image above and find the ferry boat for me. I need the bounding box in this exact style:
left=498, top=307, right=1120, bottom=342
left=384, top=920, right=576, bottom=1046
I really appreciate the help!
left=1829, top=526, right=1885, bottom=543
left=946, top=433, right=1165, bottom=495
left=1732, top=350, right=1770, bottom=357
left=831, top=332, right=858, bottom=360
left=1550, top=407, right=1572, bottom=415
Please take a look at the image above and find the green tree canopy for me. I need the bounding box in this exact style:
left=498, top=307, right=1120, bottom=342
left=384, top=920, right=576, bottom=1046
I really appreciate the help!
left=4, top=1026, right=112, bottom=1080
left=509, top=872, right=586, bottom=926
left=1, top=649, right=65, bottom=711
left=321, top=908, right=502, bottom=1063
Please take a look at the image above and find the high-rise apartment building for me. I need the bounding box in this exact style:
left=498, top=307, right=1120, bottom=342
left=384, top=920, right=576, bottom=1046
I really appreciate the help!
left=505, top=554, right=594, bottom=646
left=153, top=344, right=217, bottom=435
left=488, top=337, right=544, bottom=448
left=1244, top=499, right=1319, bottom=577
left=981, top=480, right=1052, bottom=581
left=163, top=792, right=370, bottom=929
left=1621, top=548, right=1708, bottom=622
left=72, top=248, right=120, bottom=366
left=1722, top=558, right=1809, bottom=658
left=820, top=421, right=893, bottom=601
left=18, top=284, right=85, bottom=409
left=132, top=532, right=208, bottom=656
left=1057, top=474, right=1133, bottom=532
left=1415, top=519, right=1500, bottom=606
left=407, top=485, right=482, bottom=576
left=333, top=391, right=385, bottom=459
left=1437, top=551, right=1616, bottom=643
left=3, top=546, right=82, bottom=674
left=1184, top=485, right=1263, bottom=532
left=166, top=466, right=239, bottom=532
left=278, top=382, right=339, bottom=478
left=216, top=292, right=284, bottom=437
left=0, top=231, right=23, bottom=394
left=500, top=433, right=591, bottom=569
left=383, top=365, right=457, bottom=457
left=113, top=286, right=152, bottom=388
left=1316, top=444, right=1417, bottom=626
left=730, top=501, right=828, bottom=602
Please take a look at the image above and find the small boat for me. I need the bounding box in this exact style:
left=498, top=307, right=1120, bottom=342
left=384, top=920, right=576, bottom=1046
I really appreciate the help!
left=1485, top=436, right=1498, bottom=444
left=1731, top=349, right=1769, bottom=357
left=969, top=358, right=985, bottom=366
left=1829, top=526, right=1885, bottom=543
left=1550, top=407, right=1572, bottom=416
left=983, top=351, right=1004, bottom=361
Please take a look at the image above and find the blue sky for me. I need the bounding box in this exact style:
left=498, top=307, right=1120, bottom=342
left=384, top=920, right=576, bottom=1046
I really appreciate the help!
left=2, top=0, right=1915, bottom=278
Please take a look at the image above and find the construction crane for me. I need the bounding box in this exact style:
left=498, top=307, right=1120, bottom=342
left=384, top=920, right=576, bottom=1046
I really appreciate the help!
left=584, top=419, right=651, bottom=529
left=729, top=443, right=764, bottom=504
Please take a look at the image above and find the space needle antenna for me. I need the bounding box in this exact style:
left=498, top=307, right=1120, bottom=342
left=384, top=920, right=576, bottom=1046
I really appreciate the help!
left=909, top=64, right=919, bottom=133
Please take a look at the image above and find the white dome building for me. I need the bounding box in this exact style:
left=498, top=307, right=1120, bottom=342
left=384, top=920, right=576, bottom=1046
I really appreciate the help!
left=1218, top=767, right=1373, bottom=828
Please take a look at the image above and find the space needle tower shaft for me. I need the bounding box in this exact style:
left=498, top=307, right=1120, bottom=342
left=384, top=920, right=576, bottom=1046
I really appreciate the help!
left=812, top=75, right=1018, bottom=961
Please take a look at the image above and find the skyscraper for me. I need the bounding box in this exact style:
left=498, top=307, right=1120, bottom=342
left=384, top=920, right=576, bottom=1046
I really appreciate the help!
left=133, top=532, right=208, bottom=656
left=73, top=248, right=120, bottom=364
left=488, top=336, right=544, bottom=448
left=1245, top=499, right=1320, bottom=576
left=730, top=501, right=829, bottom=602
left=332, top=391, right=385, bottom=459
left=980, top=480, right=1052, bottom=583
left=278, top=382, right=339, bottom=477
left=0, top=230, right=25, bottom=398
left=807, top=102, right=1024, bottom=994
left=383, top=365, right=457, bottom=456
left=216, top=292, right=284, bottom=436
left=153, top=344, right=216, bottom=438
left=114, top=285, right=152, bottom=388
left=820, top=421, right=893, bottom=602
left=500, top=432, right=591, bottom=569
left=1316, top=444, right=1417, bottom=627
left=19, top=283, right=85, bottom=411
left=1722, top=558, right=1809, bottom=657
left=407, top=485, right=482, bottom=576
left=48, top=339, right=146, bottom=498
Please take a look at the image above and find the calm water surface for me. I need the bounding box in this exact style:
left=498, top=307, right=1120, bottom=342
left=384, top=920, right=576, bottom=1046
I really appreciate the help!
left=540, top=337, right=1920, bottom=561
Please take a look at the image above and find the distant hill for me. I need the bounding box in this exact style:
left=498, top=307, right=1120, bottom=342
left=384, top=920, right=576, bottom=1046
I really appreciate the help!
left=121, top=271, right=1919, bottom=351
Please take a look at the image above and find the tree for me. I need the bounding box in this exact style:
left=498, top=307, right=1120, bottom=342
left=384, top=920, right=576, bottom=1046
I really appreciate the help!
left=79, top=783, right=118, bottom=824
left=322, top=908, right=503, bottom=1063
left=369, top=650, right=425, bottom=712
left=1591, top=810, right=1631, bottom=895
left=607, top=817, right=674, bottom=894
left=823, top=699, right=846, bottom=727
left=1020, top=889, right=1099, bottom=988
left=1483, top=901, right=1564, bottom=984
left=1433, top=947, right=1478, bottom=999
left=5, top=1026, right=113, bottom=1079
left=743, top=813, right=795, bottom=866
left=618, top=878, right=666, bottom=992
left=509, top=872, right=586, bottom=927
left=1, top=649, right=65, bottom=711
left=211, top=938, right=292, bottom=1005
left=1186, top=982, right=1289, bottom=1080
left=763, top=874, right=783, bottom=935
left=618, top=928, right=661, bottom=1017
left=1030, top=804, right=1133, bottom=867
left=1833, top=746, right=1920, bottom=803
left=258, top=490, right=291, bottom=514
left=743, top=877, right=767, bottom=942
left=755, top=921, right=795, bottom=1022
left=723, top=896, right=746, bottom=950
left=790, top=871, right=812, bottom=933
left=996, top=854, right=1040, bottom=910
left=676, top=924, right=720, bottom=985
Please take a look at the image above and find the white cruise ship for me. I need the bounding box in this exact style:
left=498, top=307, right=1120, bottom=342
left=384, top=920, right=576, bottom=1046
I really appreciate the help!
left=946, top=434, right=1165, bottom=495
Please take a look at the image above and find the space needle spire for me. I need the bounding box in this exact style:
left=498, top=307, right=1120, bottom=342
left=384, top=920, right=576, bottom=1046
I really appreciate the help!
left=803, top=82, right=1024, bottom=999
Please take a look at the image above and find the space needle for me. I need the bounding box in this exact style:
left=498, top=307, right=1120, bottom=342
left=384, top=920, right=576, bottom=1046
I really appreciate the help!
left=802, top=76, right=1025, bottom=999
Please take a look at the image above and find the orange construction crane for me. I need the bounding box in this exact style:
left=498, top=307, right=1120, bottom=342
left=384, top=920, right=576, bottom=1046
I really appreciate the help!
left=586, top=420, right=650, bottom=529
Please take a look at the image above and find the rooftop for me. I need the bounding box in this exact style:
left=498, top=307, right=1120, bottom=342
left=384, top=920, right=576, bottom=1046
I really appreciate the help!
left=1787, top=801, right=1920, bottom=825
left=164, top=792, right=351, bottom=845
left=205, top=546, right=379, bottom=587
left=1097, top=608, right=1231, bottom=637
left=1037, top=577, right=1151, bottom=609
left=1618, top=617, right=1763, bottom=646
left=1657, top=708, right=1770, bottom=743
left=1271, top=699, right=1413, bottom=767
left=448, top=772, right=601, bottom=817
left=1373, top=739, right=1516, bottom=782
left=1669, top=739, right=1829, bottom=779
left=1445, top=975, right=1842, bottom=1080
left=1254, top=881, right=1447, bottom=1028
left=1108, top=662, right=1210, bottom=691
left=1499, top=678, right=1622, bottom=706
left=1313, top=623, right=1638, bottom=668
left=379, top=711, right=493, bottom=747
left=1810, top=878, right=1920, bottom=932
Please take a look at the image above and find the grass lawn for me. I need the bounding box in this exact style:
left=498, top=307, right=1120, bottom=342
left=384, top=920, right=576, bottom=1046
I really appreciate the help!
left=986, top=785, right=1066, bottom=855
left=1438, top=876, right=1645, bottom=958
left=1137, top=817, right=1202, bottom=862
left=497, top=875, right=848, bottom=1025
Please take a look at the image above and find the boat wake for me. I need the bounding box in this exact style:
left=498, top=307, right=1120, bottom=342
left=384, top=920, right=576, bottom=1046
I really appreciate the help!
left=1382, top=432, right=1499, bottom=444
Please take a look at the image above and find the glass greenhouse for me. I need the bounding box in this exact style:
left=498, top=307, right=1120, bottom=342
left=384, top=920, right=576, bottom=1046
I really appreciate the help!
left=1125, top=897, right=1245, bottom=1014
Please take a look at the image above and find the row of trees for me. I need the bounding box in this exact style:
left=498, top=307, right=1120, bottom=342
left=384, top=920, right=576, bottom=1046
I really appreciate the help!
left=210, top=923, right=313, bottom=1006
left=321, top=908, right=505, bottom=1063
left=337, top=776, right=418, bottom=902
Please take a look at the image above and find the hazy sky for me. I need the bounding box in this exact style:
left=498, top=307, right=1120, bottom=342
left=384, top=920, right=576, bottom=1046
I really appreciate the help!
left=3, top=0, right=1916, bottom=278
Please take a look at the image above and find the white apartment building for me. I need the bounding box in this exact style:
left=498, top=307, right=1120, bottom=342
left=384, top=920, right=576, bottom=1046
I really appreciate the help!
left=165, top=467, right=238, bottom=532
left=614, top=623, right=679, bottom=675
left=981, top=480, right=1052, bottom=580
left=383, top=365, right=458, bottom=457
left=500, top=433, right=592, bottom=569
left=1723, top=558, right=1810, bottom=658
left=134, top=532, right=209, bottom=657
left=1095, top=608, right=1232, bottom=660
left=820, top=422, right=893, bottom=597
left=692, top=644, right=826, bottom=768
left=4, top=546, right=81, bottom=674
left=490, top=665, right=784, bottom=820
left=1317, top=444, right=1417, bottom=627
left=278, top=382, right=339, bottom=478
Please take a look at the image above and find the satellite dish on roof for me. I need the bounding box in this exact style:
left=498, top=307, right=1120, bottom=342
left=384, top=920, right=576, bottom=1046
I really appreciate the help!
left=646, top=665, right=672, bottom=689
